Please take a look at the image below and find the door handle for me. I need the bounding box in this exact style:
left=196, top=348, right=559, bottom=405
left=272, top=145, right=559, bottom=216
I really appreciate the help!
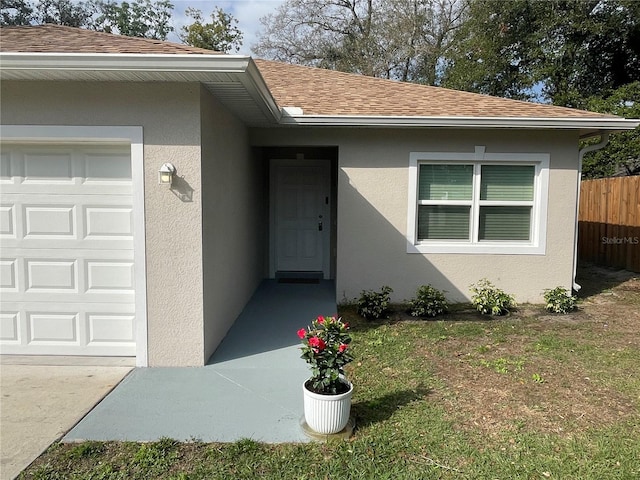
left=318, top=221, right=323, bottom=231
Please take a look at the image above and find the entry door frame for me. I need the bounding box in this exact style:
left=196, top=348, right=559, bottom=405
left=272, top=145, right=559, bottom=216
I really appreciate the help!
left=269, top=158, right=332, bottom=279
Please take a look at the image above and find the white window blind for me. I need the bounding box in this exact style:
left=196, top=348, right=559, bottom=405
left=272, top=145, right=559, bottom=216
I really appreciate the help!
left=417, top=163, right=535, bottom=242
left=419, top=164, right=473, bottom=200
left=479, top=206, right=532, bottom=240
left=418, top=205, right=470, bottom=239
left=480, top=165, right=534, bottom=201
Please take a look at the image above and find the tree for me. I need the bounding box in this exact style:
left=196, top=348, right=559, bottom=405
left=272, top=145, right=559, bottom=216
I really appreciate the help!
left=179, top=7, right=243, bottom=53
left=94, top=0, right=173, bottom=40
left=442, top=0, right=640, bottom=107
left=253, top=0, right=467, bottom=84
left=1, top=0, right=34, bottom=25
left=582, top=82, right=640, bottom=178
left=382, top=0, right=468, bottom=84
left=1, top=0, right=97, bottom=26
left=36, top=0, right=97, bottom=26
left=442, top=0, right=639, bottom=178
left=441, top=0, right=541, bottom=100
left=1, top=0, right=174, bottom=41
left=540, top=0, right=640, bottom=108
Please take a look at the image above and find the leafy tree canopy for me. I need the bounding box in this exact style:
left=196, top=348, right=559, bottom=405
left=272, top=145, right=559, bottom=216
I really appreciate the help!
left=582, top=82, right=640, bottom=178
left=441, top=0, right=640, bottom=178
left=179, top=6, right=242, bottom=53
left=2, top=0, right=96, bottom=27
left=1, top=0, right=34, bottom=25
left=442, top=0, right=640, bottom=107
left=96, top=0, right=173, bottom=40
left=1, top=0, right=174, bottom=40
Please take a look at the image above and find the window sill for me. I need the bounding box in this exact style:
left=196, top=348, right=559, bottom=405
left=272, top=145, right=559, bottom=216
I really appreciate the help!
left=406, top=240, right=546, bottom=255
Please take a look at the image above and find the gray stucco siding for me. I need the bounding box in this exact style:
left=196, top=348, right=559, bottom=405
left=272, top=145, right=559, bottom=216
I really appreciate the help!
left=1, top=80, right=206, bottom=366
left=250, top=127, right=580, bottom=303
left=200, top=86, right=265, bottom=363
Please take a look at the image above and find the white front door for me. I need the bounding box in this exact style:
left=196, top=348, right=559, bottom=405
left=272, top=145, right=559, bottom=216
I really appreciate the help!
left=0, top=143, right=136, bottom=356
left=271, top=159, right=330, bottom=278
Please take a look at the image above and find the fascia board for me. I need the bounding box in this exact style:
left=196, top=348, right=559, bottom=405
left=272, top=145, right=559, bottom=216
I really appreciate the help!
left=0, top=52, right=252, bottom=73
left=241, top=59, right=282, bottom=122
left=0, top=52, right=283, bottom=123
left=279, top=114, right=640, bottom=131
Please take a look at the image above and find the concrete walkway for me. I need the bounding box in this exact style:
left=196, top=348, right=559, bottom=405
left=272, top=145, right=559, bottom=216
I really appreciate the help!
left=64, top=280, right=337, bottom=444
left=0, top=358, right=133, bottom=480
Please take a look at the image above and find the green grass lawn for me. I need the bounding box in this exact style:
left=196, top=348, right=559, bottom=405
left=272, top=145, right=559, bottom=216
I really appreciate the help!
left=20, top=266, right=640, bottom=479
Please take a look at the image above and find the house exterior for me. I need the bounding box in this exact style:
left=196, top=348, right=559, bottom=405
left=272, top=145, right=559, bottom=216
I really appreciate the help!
left=1, top=25, right=637, bottom=367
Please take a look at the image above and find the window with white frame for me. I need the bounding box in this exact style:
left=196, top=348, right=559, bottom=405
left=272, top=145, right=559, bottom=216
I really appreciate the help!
left=407, top=147, right=549, bottom=255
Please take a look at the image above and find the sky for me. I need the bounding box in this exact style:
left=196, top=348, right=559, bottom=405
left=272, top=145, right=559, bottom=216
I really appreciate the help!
left=169, top=0, right=286, bottom=55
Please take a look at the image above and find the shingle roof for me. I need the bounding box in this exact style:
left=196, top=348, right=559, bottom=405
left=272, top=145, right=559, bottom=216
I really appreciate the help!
left=0, top=24, right=614, bottom=120
left=254, top=59, right=609, bottom=119
left=0, top=24, right=217, bottom=54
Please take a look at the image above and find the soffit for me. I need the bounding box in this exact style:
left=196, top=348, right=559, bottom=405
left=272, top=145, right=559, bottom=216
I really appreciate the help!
left=0, top=54, right=279, bottom=126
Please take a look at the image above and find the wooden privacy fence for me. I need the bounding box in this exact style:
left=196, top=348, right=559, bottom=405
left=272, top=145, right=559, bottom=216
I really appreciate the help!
left=578, top=176, right=640, bottom=272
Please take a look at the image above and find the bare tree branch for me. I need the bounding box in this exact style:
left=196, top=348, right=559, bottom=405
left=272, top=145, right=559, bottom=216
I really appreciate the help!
left=252, top=0, right=467, bottom=84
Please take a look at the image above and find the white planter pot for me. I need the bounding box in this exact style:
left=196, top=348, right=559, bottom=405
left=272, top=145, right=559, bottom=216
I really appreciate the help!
left=303, top=380, right=353, bottom=434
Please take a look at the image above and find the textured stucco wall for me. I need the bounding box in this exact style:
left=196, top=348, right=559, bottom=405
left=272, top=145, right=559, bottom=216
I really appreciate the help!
left=250, top=127, right=580, bottom=303
left=1, top=81, right=205, bottom=366
left=200, top=86, right=265, bottom=363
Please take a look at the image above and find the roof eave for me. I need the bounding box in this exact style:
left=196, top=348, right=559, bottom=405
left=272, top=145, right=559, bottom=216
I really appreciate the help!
left=0, top=52, right=283, bottom=124
left=2, top=53, right=636, bottom=132
left=279, top=114, right=640, bottom=132
left=244, top=59, right=282, bottom=123
left=0, top=51, right=251, bottom=72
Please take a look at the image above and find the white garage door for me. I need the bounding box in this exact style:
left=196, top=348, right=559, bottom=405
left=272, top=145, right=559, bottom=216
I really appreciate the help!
left=0, top=144, right=136, bottom=356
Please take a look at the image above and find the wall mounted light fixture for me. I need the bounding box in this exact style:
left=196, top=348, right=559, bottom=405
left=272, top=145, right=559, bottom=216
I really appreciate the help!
left=158, top=163, right=176, bottom=185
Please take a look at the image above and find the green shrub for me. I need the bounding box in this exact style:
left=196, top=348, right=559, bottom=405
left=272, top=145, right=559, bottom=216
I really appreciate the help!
left=470, top=279, right=516, bottom=316
left=357, top=286, right=393, bottom=320
left=408, top=285, right=449, bottom=318
left=543, top=286, right=577, bottom=314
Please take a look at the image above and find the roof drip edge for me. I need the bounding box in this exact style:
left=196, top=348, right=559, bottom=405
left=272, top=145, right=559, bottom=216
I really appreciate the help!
left=277, top=115, right=640, bottom=130
left=1, top=52, right=637, bottom=131
left=0, top=52, right=253, bottom=73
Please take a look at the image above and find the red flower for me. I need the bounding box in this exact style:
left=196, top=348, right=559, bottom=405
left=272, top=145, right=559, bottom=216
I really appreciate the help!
left=343, top=322, right=349, bottom=329
left=308, top=336, right=326, bottom=352
left=297, top=328, right=307, bottom=339
left=339, top=343, right=348, bottom=353
left=316, top=316, right=325, bottom=324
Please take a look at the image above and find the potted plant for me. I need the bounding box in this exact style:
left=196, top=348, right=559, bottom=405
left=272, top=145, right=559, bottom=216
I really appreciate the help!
left=297, top=315, right=354, bottom=434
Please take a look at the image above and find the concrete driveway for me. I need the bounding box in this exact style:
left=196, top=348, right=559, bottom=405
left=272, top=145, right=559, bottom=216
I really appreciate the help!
left=0, top=357, right=132, bottom=480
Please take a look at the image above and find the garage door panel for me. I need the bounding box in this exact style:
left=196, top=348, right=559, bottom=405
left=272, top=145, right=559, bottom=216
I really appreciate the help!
left=26, top=259, right=78, bottom=291
left=0, top=146, right=132, bottom=195
left=28, top=312, right=80, bottom=344
left=85, top=206, right=133, bottom=238
left=0, top=204, right=15, bottom=236
left=2, top=253, right=134, bottom=303
left=88, top=314, right=135, bottom=344
left=0, top=259, right=18, bottom=290
left=1, top=195, right=133, bottom=249
left=86, top=261, right=135, bottom=293
left=1, top=302, right=136, bottom=355
left=0, top=143, right=135, bottom=357
left=84, top=153, right=132, bottom=182
left=0, top=311, right=20, bottom=343
left=23, top=152, right=74, bottom=183
left=0, top=183, right=132, bottom=196
left=0, top=151, right=10, bottom=181
left=24, top=205, right=76, bottom=237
